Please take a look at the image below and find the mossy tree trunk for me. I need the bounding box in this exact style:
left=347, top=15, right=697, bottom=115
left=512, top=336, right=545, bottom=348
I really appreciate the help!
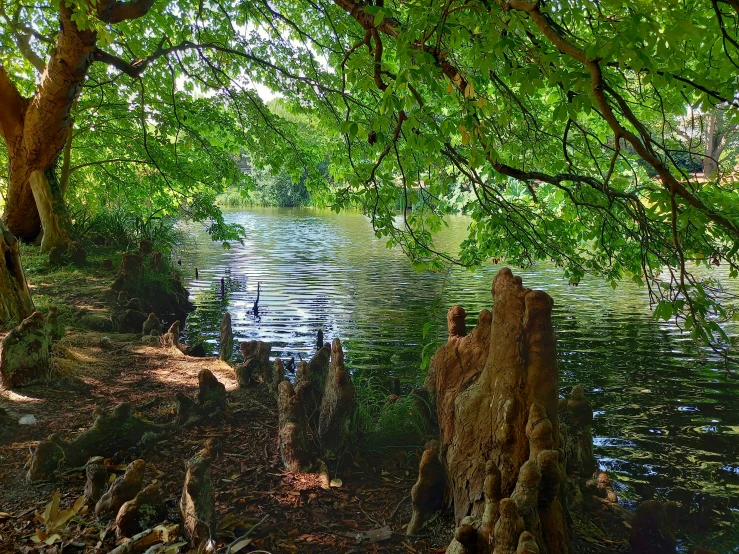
left=0, top=220, right=34, bottom=323
left=29, top=169, right=70, bottom=252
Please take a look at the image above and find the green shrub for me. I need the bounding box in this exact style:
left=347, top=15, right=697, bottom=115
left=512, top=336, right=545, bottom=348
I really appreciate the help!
left=351, top=377, right=430, bottom=450
left=69, top=207, right=181, bottom=252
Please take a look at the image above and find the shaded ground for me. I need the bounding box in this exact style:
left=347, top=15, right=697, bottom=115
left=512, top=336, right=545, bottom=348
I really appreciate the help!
left=0, top=250, right=630, bottom=553
left=0, top=330, right=436, bottom=553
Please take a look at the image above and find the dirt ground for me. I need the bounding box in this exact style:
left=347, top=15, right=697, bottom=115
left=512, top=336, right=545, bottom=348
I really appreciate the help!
left=0, top=255, right=630, bottom=553
left=0, top=329, right=445, bottom=553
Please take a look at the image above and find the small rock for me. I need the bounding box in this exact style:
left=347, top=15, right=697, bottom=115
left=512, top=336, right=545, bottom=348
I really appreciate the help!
left=19, top=414, right=37, bottom=425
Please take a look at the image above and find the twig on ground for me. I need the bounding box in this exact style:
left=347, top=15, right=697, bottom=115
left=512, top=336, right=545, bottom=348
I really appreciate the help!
left=222, top=513, right=269, bottom=554
left=223, top=452, right=249, bottom=459
left=390, top=494, right=409, bottom=519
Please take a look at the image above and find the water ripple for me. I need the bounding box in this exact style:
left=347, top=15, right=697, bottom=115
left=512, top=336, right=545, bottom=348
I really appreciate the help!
left=175, top=208, right=739, bottom=545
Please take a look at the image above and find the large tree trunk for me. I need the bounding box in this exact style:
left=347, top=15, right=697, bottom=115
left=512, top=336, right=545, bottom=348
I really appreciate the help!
left=3, top=138, right=41, bottom=241
left=29, top=169, right=70, bottom=252
left=0, top=219, right=34, bottom=323
left=1, top=3, right=97, bottom=241
left=0, top=1, right=157, bottom=320
left=425, top=268, right=570, bottom=554
left=60, top=133, right=73, bottom=195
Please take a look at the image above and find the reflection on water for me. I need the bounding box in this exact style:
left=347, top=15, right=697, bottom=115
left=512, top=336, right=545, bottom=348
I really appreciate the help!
left=176, top=208, right=739, bottom=550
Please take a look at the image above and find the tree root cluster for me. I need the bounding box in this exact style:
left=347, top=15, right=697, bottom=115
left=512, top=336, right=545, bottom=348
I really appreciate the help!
left=407, top=268, right=692, bottom=554
left=26, top=402, right=163, bottom=481
left=23, top=363, right=232, bottom=552
left=276, top=338, right=356, bottom=474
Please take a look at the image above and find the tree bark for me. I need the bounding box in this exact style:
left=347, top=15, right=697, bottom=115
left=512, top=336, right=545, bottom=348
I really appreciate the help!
left=29, top=169, right=70, bottom=252
left=1, top=4, right=96, bottom=239
left=1, top=0, right=157, bottom=239
left=60, top=132, right=73, bottom=195
left=0, top=219, right=34, bottom=323
left=703, top=110, right=719, bottom=178
left=429, top=268, right=570, bottom=554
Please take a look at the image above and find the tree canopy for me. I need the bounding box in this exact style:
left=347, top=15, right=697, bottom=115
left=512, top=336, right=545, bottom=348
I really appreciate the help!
left=1, top=0, right=739, bottom=355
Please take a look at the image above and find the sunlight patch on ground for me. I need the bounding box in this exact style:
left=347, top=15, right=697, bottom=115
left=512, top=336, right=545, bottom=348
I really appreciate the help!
left=0, top=390, right=45, bottom=404
left=57, top=347, right=99, bottom=364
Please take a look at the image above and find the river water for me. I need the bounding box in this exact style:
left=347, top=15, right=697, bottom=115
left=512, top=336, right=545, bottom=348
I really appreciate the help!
left=176, top=207, right=739, bottom=550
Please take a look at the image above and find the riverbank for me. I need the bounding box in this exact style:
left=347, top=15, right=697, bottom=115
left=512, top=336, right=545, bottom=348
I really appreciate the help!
left=0, top=246, right=638, bottom=553
left=0, top=247, right=429, bottom=552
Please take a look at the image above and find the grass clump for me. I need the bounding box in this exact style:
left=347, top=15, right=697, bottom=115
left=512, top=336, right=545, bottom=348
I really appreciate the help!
left=351, top=377, right=431, bottom=451
left=69, top=207, right=182, bottom=253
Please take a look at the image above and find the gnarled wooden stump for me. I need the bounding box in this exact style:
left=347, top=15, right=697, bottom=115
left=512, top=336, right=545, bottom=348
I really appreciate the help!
left=116, top=482, right=166, bottom=537
left=237, top=340, right=272, bottom=385
left=84, top=456, right=107, bottom=505
left=219, top=312, right=233, bottom=361
left=318, top=338, right=356, bottom=459
left=0, top=311, right=50, bottom=388
left=95, top=459, right=145, bottom=520
left=425, top=306, right=491, bottom=450
left=270, top=358, right=285, bottom=396
left=112, top=253, right=144, bottom=292
left=420, top=268, right=572, bottom=554
left=180, top=442, right=217, bottom=552
left=162, top=320, right=181, bottom=349
left=175, top=369, right=227, bottom=427
left=629, top=500, right=678, bottom=554
left=407, top=440, right=445, bottom=535
left=27, top=403, right=162, bottom=481
left=277, top=380, right=312, bottom=472
left=276, top=337, right=356, bottom=472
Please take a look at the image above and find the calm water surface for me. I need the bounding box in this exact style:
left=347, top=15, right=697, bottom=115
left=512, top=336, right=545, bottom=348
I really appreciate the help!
left=176, top=208, right=739, bottom=550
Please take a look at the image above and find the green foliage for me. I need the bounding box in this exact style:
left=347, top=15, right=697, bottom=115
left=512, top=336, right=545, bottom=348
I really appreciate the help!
left=249, top=169, right=312, bottom=207
left=351, top=377, right=429, bottom=449
left=69, top=208, right=181, bottom=252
